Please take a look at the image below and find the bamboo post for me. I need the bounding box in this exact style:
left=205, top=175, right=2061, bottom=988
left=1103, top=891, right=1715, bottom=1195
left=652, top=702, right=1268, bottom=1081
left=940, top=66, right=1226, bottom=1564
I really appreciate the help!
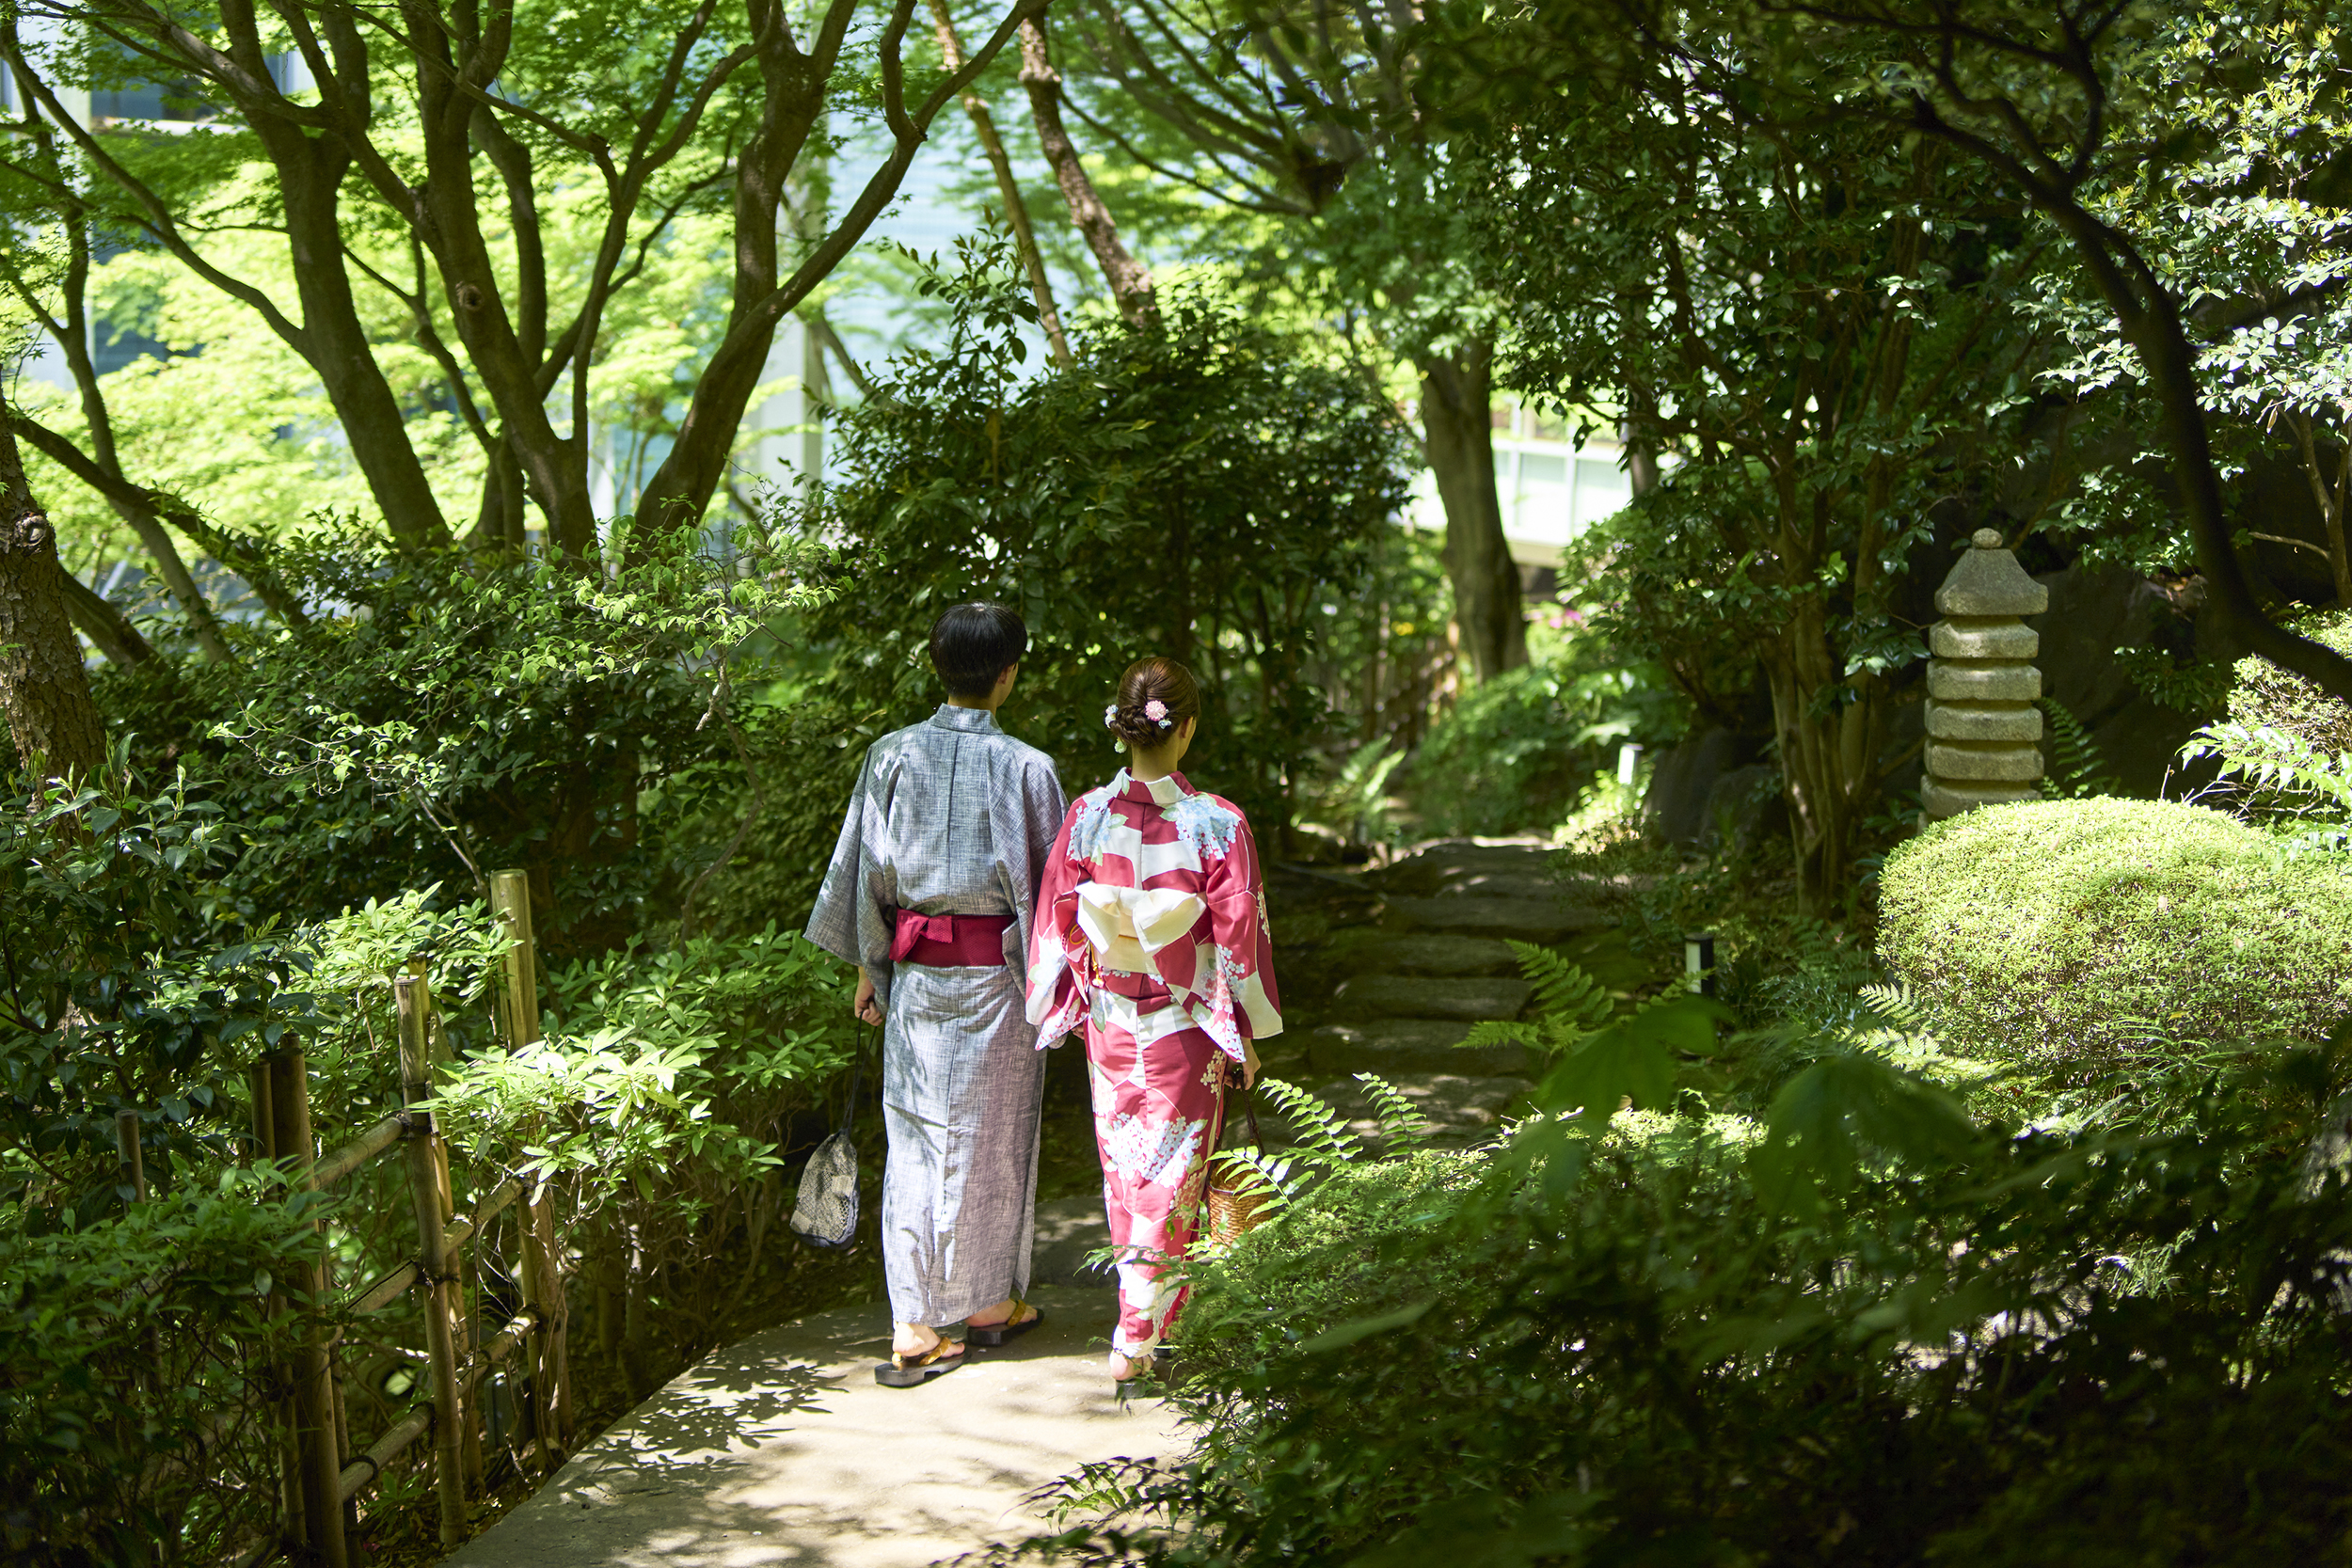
left=397, top=974, right=468, bottom=1547
left=113, top=1108, right=145, bottom=1202
left=489, top=870, right=541, bottom=1049
left=266, top=1050, right=350, bottom=1568
left=410, top=954, right=485, bottom=1490
left=520, top=1189, right=571, bottom=1469
left=460, top=1229, right=485, bottom=1492
left=493, top=867, right=570, bottom=1465
left=250, top=1063, right=306, bottom=1551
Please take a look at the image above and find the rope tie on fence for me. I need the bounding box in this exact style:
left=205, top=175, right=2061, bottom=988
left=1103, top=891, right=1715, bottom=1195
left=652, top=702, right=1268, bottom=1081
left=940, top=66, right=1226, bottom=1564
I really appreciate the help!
left=416, top=1261, right=467, bottom=1291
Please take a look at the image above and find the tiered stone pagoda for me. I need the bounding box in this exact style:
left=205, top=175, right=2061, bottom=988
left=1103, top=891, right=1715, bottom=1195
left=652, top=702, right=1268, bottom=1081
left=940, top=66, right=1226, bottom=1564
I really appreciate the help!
left=1923, top=528, right=2048, bottom=820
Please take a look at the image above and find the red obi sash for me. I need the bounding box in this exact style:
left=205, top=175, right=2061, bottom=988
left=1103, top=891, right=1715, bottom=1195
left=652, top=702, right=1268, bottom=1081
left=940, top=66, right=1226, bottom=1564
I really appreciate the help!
left=890, top=911, right=1014, bottom=968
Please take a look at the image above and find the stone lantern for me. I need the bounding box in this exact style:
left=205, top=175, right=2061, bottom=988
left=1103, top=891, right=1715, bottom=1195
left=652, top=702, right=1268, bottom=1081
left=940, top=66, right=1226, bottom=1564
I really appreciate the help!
left=1923, top=528, right=2048, bottom=820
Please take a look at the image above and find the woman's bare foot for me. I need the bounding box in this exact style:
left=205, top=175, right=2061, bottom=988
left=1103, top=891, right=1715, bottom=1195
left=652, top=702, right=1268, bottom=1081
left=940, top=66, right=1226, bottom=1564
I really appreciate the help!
left=892, top=1322, right=966, bottom=1362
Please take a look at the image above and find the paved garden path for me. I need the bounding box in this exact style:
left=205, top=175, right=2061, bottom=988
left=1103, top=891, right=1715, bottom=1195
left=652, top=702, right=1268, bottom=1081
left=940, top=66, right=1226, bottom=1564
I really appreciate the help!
left=445, top=1281, right=1172, bottom=1568
left=444, top=839, right=1602, bottom=1567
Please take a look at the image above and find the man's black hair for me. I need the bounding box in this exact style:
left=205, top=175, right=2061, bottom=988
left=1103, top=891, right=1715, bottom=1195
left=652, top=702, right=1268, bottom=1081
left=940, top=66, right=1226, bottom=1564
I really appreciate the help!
left=929, top=602, right=1028, bottom=696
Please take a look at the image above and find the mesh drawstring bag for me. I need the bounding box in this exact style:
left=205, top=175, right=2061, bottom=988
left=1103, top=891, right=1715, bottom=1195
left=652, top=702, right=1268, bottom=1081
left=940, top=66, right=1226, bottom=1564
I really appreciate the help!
left=790, top=1033, right=866, bottom=1250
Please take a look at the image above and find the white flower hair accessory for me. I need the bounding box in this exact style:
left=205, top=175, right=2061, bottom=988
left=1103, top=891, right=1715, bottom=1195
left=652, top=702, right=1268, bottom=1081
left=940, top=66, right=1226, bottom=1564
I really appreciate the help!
left=1145, top=699, right=1171, bottom=728
left=1103, top=703, right=1120, bottom=729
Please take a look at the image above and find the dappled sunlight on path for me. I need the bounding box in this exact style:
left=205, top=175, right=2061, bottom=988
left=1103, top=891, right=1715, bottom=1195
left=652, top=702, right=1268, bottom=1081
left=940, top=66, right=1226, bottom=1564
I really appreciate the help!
left=444, top=1282, right=1173, bottom=1567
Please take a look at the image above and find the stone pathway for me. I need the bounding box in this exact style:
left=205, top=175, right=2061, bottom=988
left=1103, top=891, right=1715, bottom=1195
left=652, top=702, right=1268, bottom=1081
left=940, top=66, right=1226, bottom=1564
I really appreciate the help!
left=1260, top=837, right=1617, bottom=1149
left=445, top=1283, right=1170, bottom=1568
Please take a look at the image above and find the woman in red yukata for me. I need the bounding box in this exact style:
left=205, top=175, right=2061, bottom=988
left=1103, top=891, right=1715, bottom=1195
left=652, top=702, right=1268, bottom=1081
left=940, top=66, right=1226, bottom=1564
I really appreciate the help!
left=1025, top=657, right=1282, bottom=1382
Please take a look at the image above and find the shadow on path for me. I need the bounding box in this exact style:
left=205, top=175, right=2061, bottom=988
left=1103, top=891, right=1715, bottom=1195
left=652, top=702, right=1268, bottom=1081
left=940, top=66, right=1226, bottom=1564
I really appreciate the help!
left=444, top=1282, right=1174, bottom=1568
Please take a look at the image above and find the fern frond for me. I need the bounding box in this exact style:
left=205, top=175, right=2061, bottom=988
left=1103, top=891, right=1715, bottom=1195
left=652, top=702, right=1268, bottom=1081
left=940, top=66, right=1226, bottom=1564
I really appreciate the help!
left=1254, top=1078, right=1365, bottom=1165
left=2040, top=697, right=2119, bottom=799
left=1508, top=939, right=1614, bottom=1030
left=2185, top=721, right=2352, bottom=812
left=1857, top=980, right=1927, bottom=1033
left=1354, top=1073, right=1429, bottom=1149
left=1216, top=1148, right=1308, bottom=1210
left=1459, top=1018, right=1548, bottom=1051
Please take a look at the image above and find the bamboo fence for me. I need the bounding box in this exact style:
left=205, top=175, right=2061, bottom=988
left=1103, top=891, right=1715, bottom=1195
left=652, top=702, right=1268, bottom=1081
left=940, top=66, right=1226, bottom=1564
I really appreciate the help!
left=230, top=867, right=570, bottom=1565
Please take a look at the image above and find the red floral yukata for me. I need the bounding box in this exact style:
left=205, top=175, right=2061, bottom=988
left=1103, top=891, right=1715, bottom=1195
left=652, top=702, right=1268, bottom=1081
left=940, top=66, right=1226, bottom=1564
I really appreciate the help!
left=1026, top=768, right=1281, bottom=1359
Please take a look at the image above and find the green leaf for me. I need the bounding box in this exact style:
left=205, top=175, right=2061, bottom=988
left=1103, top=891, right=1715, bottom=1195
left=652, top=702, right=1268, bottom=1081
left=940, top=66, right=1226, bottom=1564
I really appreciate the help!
left=1534, top=995, right=1725, bottom=1116
left=1299, top=1299, right=1433, bottom=1354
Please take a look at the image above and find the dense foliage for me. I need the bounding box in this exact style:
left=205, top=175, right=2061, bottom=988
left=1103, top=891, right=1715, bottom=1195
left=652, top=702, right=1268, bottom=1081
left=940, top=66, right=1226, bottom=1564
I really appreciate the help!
left=1396, top=615, right=1682, bottom=841
left=708, top=240, right=1415, bottom=925
left=0, top=536, right=878, bottom=1551
left=1461, top=21, right=2039, bottom=898
left=90, top=540, right=768, bottom=953
left=1007, top=954, right=2352, bottom=1566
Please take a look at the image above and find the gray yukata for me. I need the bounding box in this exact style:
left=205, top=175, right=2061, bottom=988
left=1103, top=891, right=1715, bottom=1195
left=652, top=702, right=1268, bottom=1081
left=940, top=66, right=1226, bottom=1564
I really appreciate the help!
left=803, top=705, right=1068, bottom=1326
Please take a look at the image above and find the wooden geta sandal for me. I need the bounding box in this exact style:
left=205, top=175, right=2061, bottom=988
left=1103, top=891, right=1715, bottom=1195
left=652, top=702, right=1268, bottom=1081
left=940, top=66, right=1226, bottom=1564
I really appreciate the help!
left=966, top=1298, right=1045, bottom=1347
left=875, top=1335, right=964, bottom=1387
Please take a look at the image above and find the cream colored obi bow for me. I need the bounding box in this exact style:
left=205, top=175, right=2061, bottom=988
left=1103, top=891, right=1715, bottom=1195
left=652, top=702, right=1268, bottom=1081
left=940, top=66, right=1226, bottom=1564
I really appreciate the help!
left=1074, top=882, right=1204, bottom=974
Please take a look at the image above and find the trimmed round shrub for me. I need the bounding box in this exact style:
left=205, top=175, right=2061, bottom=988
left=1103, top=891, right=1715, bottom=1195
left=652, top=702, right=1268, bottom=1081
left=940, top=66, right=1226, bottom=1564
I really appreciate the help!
left=1879, top=798, right=2352, bottom=1062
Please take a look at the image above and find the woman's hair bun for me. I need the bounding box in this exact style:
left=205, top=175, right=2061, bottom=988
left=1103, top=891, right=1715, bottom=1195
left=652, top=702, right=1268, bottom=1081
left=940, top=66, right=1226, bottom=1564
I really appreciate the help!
left=1104, top=657, right=1200, bottom=751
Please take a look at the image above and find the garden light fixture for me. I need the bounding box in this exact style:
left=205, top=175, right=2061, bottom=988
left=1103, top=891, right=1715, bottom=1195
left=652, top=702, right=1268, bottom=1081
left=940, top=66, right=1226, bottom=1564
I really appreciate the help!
left=1684, top=932, right=1717, bottom=997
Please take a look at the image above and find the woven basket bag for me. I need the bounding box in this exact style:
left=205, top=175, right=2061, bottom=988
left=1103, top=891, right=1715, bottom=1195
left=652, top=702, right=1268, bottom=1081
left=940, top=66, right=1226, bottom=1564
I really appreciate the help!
left=1204, top=1081, right=1268, bottom=1247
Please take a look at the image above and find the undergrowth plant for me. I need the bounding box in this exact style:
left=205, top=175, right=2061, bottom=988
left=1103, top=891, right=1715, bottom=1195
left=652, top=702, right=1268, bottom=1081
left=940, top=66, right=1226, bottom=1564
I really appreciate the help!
left=1309, top=737, right=1406, bottom=851
left=1001, top=985, right=2352, bottom=1568
left=1881, top=798, right=2352, bottom=1065
left=2038, top=696, right=2121, bottom=799
left=1456, top=940, right=1616, bottom=1064
left=1213, top=1073, right=1430, bottom=1219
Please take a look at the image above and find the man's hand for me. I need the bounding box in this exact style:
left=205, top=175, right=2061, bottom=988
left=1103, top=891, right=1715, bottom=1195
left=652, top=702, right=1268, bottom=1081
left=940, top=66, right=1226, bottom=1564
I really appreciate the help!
left=853, top=971, right=884, bottom=1028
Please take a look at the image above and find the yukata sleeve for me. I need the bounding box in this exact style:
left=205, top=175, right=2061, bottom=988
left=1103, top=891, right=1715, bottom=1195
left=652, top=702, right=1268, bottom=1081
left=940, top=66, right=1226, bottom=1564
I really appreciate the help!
left=1194, top=812, right=1282, bottom=1060
left=803, top=749, right=895, bottom=995
left=998, top=750, right=1069, bottom=974
left=1024, top=803, right=1093, bottom=1045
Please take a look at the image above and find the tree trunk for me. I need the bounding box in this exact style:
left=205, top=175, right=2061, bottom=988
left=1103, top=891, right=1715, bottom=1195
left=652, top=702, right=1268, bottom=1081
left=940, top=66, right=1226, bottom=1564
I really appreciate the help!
left=933, top=0, right=1073, bottom=365
left=58, top=574, right=154, bottom=667
left=1417, top=341, right=1527, bottom=681
left=6, top=410, right=310, bottom=626
left=254, top=129, right=456, bottom=552
left=1764, top=596, right=1880, bottom=910
left=0, top=424, right=107, bottom=781
left=1019, top=16, right=1160, bottom=331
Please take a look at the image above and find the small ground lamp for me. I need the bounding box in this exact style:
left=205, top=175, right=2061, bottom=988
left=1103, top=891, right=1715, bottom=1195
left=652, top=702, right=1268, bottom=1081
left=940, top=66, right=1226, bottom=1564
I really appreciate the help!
left=1683, top=931, right=1718, bottom=997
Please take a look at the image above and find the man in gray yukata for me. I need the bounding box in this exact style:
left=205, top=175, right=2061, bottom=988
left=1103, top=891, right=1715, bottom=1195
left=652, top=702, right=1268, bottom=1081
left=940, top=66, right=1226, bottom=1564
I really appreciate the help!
left=804, top=603, right=1068, bottom=1386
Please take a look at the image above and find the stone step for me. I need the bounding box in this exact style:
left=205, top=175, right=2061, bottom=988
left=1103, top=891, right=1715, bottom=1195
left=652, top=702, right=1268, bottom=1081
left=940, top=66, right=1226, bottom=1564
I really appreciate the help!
left=1417, top=871, right=1571, bottom=902
left=1353, top=933, right=1521, bottom=976
left=1305, top=1018, right=1529, bottom=1076
left=1383, top=895, right=1612, bottom=940
left=1373, top=843, right=1556, bottom=895
left=1332, top=974, right=1531, bottom=1022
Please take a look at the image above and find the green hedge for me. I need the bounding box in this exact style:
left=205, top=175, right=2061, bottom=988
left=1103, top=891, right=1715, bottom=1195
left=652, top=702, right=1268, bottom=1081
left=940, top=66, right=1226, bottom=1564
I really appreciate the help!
left=1879, top=798, right=2352, bottom=1061
left=2228, top=610, right=2352, bottom=752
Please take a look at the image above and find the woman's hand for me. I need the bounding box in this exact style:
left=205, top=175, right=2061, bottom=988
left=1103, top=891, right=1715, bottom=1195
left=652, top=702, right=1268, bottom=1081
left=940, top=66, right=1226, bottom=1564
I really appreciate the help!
left=853, top=970, right=884, bottom=1027
left=1240, top=1038, right=1260, bottom=1090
